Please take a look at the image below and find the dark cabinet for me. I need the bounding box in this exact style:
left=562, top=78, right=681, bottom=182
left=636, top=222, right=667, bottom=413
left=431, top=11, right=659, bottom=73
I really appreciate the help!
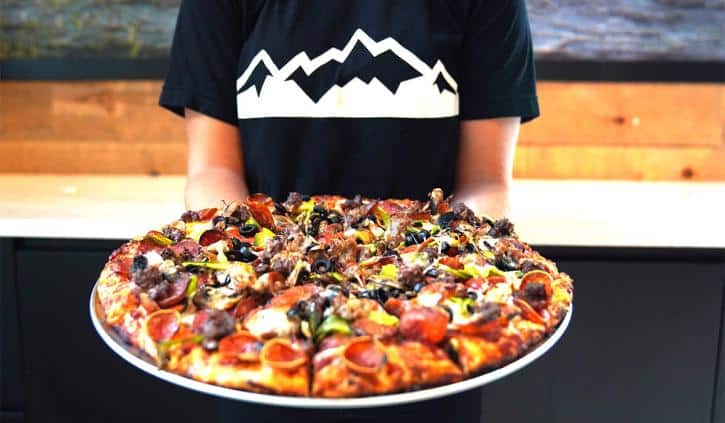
left=13, top=248, right=216, bottom=423
left=480, top=260, right=724, bottom=423
left=3, top=239, right=724, bottom=423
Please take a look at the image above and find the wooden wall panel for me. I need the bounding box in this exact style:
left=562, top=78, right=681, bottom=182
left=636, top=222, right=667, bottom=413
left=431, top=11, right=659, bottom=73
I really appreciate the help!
left=0, top=81, right=723, bottom=180
left=522, top=83, right=723, bottom=147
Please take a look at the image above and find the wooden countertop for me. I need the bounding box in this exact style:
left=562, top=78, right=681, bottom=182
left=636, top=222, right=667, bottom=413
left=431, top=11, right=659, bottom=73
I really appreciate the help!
left=2, top=174, right=724, bottom=248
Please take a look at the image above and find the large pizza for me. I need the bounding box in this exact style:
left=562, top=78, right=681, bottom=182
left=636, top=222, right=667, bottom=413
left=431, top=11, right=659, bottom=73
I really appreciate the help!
left=95, top=188, right=573, bottom=397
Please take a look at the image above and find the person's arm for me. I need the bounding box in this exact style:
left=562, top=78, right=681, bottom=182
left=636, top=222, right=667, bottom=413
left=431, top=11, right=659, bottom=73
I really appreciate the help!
left=454, top=117, right=520, bottom=218
left=184, top=109, right=249, bottom=210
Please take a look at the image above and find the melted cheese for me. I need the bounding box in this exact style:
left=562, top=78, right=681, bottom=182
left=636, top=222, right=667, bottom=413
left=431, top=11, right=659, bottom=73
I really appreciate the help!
left=245, top=308, right=297, bottom=338
left=144, top=250, right=164, bottom=267
left=416, top=291, right=442, bottom=308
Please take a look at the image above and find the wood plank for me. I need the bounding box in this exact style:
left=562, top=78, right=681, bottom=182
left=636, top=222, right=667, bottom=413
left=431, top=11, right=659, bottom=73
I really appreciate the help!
left=514, top=145, right=725, bottom=181
left=0, top=81, right=185, bottom=143
left=521, top=83, right=724, bottom=147
left=1, top=81, right=723, bottom=147
left=0, top=140, right=187, bottom=175
left=2, top=140, right=723, bottom=181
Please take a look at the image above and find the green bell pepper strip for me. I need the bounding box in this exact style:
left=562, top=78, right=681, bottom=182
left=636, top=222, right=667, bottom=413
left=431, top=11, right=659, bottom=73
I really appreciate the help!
left=314, top=315, right=352, bottom=343
left=254, top=227, right=275, bottom=247
left=368, top=310, right=399, bottom=326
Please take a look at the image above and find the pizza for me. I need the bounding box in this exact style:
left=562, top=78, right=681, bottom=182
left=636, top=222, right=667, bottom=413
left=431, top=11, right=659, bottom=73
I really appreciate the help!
left=95, top=188, right=573, bottom=397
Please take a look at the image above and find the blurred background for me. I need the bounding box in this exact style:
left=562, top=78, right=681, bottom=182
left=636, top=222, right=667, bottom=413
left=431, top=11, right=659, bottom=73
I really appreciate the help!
left=0, top=0, right=723, bottom=180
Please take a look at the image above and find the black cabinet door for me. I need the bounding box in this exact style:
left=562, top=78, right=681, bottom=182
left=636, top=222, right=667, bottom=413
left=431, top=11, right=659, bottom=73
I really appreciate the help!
left=15, top=250, right=217, bottom=423
left=480, top=260, right=723, bottom=423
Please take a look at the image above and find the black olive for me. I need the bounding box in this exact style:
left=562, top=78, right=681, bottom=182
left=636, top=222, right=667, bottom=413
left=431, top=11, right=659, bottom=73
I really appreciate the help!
left=440, top=241, right=450, bottom=252
left=413, top=282, right=425, bottom=293
left=438, top=212, right=456, bottom=228
left=274, top=202, right=288, bottom=215
left=375, top=288, right=389, bottom=303
left=225, top=216, right=241, bottom=226
left=466, top=291, right=478, bottom=300
left=220, top=273, right=232, bottom=286
left=298, top=269, right=311, bottom=283
left=389, top=288, right=402, bottom=298
left=357, top=290, right=373, bottom=299
left=131, top=255, right=148, bottom=273
left=327, top=213, right=343, bottom=224
left=423, top=268, right=439, bottom=278
left=239, top=224, right=259, bottom=237
left=464, top=243, right=476, bottom=253
left=413, top=221, right=423, bottom=228
left=237, top=247, right=258, bottom=263
left=404, top=232, right=417, bottom=246
left=231, top=238, right=244, bottom=250
left=212, top=216, right=225, bottom=226
left=495, top=254, right=518, bottom=271
left=312, top=258, right=333, bottom=273
left=414, top=229, right=430, bottom=244
left=287, top=301, right=306, bottom=319
left=313, top=204, right=327, bottom=214
left=443, top=342, right=460, bottom=364
left=440, top=305, right=453, bottom=322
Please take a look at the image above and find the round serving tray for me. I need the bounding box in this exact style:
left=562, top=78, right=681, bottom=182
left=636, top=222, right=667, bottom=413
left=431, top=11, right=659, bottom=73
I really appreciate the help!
left=90, top=282, right=572, bottom=409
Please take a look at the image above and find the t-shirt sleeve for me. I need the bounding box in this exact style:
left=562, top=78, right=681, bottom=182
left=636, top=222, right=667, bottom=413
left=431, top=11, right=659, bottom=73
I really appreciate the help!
left=159, top=0, right=244, bottom=126
left=458, top=0, right=539, bottom=123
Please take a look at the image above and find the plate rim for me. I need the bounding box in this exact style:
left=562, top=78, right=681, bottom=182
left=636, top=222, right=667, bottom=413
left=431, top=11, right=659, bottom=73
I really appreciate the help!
left=90, top=282, right=572, bottom=409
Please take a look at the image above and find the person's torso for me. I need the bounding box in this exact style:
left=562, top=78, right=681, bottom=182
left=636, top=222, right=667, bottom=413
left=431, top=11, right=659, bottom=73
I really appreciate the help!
left=236, top=0, right=470, bottom=201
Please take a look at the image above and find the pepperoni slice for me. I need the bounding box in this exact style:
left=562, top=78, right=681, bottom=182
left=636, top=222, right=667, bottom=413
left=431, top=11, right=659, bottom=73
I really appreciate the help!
left=514, top=298, right=547, bottom=326
left=197, top=208, right=218, bottom=221
left=110, top=256, right=133, bottom=277
left=191, top=309, right=211, bottom=334
left=383, top=298, right=412, bottom=317
left=457, top=318, right=505, bottom=341
left=342, top=337, right=387, bottom=374
left=399, top=307, right=449, bottom=344
left=198, top=229, right=226, bottom=247
left=465, top=278, right=486, bottom=290
left=260, top=339, right=307, bottom=370
left=486, top=275, right=507, bottom=285
left=318, top=334, right=351, bottom=352
left=233, top=296, right=263, bottom=319
left=439, top=256, right=462, bottom=269
left=248, top=193, right=274, bottom=207
left=145, top=310, right=180, bottom=342
left=225, top=227, right=255, bottom=244
left=269, top=284, right=320, bottom=308
left=247, top=201, right=274, bottom=229
left=219, top=332, right=262, bottom=362
left=520, top=270, right=554, bottom=297
left=352, top=318, right=397, bottom=338
left=156, top=274, right=191, bottom=308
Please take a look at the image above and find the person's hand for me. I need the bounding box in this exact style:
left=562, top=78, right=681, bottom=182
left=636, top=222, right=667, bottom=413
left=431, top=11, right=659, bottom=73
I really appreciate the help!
left=454, top=117, right=520, bottom=218
left=184, top=109, right=249, bottom=210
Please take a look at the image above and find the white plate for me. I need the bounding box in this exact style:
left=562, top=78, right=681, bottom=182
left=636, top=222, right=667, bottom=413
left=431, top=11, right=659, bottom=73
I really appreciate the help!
left=90, top=282, right=572, bottom=409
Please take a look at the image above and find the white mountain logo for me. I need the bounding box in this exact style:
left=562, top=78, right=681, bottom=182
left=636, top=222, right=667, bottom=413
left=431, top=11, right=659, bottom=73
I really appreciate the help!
left=236, top=28, right=459, bottom=119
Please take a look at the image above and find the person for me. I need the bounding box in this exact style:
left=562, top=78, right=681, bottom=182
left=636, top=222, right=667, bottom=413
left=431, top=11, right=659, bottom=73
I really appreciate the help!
left=159, top=1, right=539, bottom=421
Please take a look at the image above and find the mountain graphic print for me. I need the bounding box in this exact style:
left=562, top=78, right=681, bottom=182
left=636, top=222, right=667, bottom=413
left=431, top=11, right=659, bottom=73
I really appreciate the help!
left=236, top=29, right=459, bottom=119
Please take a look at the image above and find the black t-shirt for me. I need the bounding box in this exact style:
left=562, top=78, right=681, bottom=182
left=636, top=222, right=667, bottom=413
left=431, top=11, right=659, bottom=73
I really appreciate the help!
left=160, top=0, right=539, bottom=202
